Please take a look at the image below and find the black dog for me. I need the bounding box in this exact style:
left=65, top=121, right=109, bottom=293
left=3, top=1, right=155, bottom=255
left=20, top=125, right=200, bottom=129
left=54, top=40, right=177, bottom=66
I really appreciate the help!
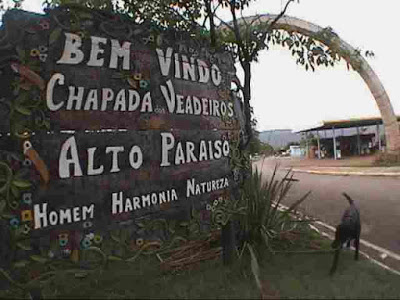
left=330, top=192, right=361, bottom=275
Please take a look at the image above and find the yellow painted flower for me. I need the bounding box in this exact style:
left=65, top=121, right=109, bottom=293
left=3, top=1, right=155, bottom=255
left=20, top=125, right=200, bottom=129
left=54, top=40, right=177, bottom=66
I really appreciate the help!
left=30, top=49, right=40, bottom=57
left=93, top=234, right=103, bottom=244
left=136, top=238, right=144, bottom=247
left=133, top=73, right=142, bottom=80
left=21, top=210, right=33, bottom=222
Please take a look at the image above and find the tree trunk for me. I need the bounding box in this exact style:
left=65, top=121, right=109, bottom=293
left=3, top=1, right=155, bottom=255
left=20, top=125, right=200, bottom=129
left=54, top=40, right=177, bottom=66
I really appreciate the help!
left=221, top=220, right=236, bottom=265
left=242, top=61, right=252, bottom=147
left=205, top=0, right=216, bottom=47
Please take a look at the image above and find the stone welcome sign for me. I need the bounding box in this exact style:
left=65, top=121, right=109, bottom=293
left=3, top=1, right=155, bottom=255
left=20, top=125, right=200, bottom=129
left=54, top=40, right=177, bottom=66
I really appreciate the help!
left=0, top=7, right=244, bottom=260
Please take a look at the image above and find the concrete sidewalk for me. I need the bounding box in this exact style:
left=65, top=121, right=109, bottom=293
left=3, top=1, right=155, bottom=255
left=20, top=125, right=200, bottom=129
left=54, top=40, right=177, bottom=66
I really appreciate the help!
left=255, top=156, right=400, bottom=177
left=286, top=166, right=400, bottom=177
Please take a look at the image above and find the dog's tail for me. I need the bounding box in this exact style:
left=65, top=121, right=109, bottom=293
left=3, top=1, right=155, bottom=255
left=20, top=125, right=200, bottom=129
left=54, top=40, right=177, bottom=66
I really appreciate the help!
left=342, top=192, right=354, bottom=205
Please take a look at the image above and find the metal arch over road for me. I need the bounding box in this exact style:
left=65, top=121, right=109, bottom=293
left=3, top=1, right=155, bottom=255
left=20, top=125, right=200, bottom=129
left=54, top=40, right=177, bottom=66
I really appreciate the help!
left=223, top=14, right=400, bottom=154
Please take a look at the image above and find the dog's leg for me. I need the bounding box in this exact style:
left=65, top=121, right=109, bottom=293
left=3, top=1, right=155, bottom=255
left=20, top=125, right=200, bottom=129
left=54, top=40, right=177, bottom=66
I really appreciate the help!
left=354, top=236, right=360, bottom=260
left=346, top=240, right=351, bottom=248
left=330, top=248, right=340, bottom=275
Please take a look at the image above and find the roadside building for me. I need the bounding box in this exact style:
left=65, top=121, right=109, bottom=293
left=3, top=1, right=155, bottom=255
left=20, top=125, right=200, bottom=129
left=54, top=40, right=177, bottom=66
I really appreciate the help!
left=289, top=145, right=303, bottom=158
left=296, top=116, right=400, bottom=159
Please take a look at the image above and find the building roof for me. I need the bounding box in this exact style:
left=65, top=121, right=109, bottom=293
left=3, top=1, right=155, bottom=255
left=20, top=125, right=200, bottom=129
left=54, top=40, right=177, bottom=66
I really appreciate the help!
left=296, top=116, right=400, bottom=133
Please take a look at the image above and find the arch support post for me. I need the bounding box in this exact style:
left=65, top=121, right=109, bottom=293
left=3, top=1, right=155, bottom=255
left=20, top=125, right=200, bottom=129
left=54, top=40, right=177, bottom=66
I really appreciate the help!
left=229, top=14, right=400, bottom=155
left=332, top=127, right=337, bottom=160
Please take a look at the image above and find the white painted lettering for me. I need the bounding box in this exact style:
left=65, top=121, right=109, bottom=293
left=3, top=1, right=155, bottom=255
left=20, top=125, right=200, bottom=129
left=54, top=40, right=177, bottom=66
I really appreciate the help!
left=109, top=39, right=131, bottom=70
left=140, top=92, right=153, bottom=112
left=112, top=192, right=123, bottom=214
left=182, top=55, right=196, bottom=81
left=57, top=33, right=84, bottom=65
left=129, top=146, right=143, bottom=169
left=73, top=207, right=80, bottom=222
left=84, top=89, right=99, bottom=110
left=34, top=203, right=48, bottom=229
left=160, top=80, right=176, bottom=113
left=66, top=86, right=84, bottom=110
left=156, top=47, right=173, bottom=76
left=114, top=89, right=126, bottom=111
left=128, top=90, right=140, bottom=111
left=106, top=146, right=124, bottom=173
left=46, top=73, right=64, bottom=111
left=197, top=59, right=209, bottom=83
left=87, top=36, right=107, bottom=67
left=59, top=136, right=83, bottom=179
left=160, top=132, right=175, bottom=167
left=101, top=88, right=114, bottom=111
left=87, top=147, right=104, bottom=175
left=211, top=64, right=221, bottom=86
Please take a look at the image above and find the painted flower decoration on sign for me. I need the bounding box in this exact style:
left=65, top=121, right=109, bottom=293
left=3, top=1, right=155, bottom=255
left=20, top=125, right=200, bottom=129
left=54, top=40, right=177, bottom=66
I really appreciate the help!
left=93, top=234, right=103, bottom=244
left=39, top=19, right=50, bottom=30
left=22, top=193, right=32, bottom=205
left=80, top=238, right=92, bottom=249
left=30, top=49, right=40, bottom=57
left=9, top=217, right=19, bottom=229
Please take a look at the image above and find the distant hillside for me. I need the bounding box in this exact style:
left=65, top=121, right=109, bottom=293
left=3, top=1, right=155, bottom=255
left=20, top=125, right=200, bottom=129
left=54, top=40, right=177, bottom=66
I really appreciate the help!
left=258, top=129, right=301, bottom=149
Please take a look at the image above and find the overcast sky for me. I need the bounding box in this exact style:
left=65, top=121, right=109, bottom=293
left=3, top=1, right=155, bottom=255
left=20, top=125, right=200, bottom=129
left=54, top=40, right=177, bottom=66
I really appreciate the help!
left=14, top=0, right=400, bottom=132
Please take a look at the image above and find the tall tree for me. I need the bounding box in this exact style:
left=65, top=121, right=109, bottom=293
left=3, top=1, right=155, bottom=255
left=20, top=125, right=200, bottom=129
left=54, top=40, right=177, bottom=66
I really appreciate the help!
left=224, top=13, right=400, bottom=154
left=40, top=0, right=297, bottom=150
left=214, top=0, right=297, bottom=148
left=40, top=0, right=400, bottom=155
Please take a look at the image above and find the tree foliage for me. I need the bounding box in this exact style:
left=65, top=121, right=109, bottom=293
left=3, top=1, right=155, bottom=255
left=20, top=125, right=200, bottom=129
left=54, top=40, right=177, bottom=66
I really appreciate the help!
left=42, top=0, right=205, bottom=31
left=4, top=0, right=376, bottom=151
left=0, top=0, right=23, bottom=13
left=37, top=0, right=363, bottom=149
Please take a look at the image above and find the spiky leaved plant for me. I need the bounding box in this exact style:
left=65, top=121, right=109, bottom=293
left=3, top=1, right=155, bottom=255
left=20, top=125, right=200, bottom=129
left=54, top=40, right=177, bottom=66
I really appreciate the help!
left=237, top=164, right=311, bottom=297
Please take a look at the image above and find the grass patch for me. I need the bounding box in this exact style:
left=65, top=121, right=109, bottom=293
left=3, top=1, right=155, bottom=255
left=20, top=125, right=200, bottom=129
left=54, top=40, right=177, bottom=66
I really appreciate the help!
left=1, top=225, right=400, bottom=299
left=261, top=250, right=400, bottom=299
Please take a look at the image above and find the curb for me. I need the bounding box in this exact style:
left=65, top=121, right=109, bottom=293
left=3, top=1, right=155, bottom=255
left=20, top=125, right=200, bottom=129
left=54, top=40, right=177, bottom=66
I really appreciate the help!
left=287, top=168, right=400, bottom=177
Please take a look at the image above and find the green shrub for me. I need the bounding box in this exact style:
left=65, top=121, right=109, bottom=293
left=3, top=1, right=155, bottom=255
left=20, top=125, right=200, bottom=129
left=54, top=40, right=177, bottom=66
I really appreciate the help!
left=236, top=165, right=311, bottom=296
left=237, top=165, right=311, bottom=252
left=374, top=152, right=400, bottom=166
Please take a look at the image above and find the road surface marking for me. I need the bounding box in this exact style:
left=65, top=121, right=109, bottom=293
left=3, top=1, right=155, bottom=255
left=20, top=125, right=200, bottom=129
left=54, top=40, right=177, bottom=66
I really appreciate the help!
left=277, top=203, right=400, bottom=263
left=312, top=226, right=400, bottom=277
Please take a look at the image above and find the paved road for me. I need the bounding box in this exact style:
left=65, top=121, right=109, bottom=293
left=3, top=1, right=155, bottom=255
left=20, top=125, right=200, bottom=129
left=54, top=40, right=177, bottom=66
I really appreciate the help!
left=254, top=159, right=400, bottom=256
